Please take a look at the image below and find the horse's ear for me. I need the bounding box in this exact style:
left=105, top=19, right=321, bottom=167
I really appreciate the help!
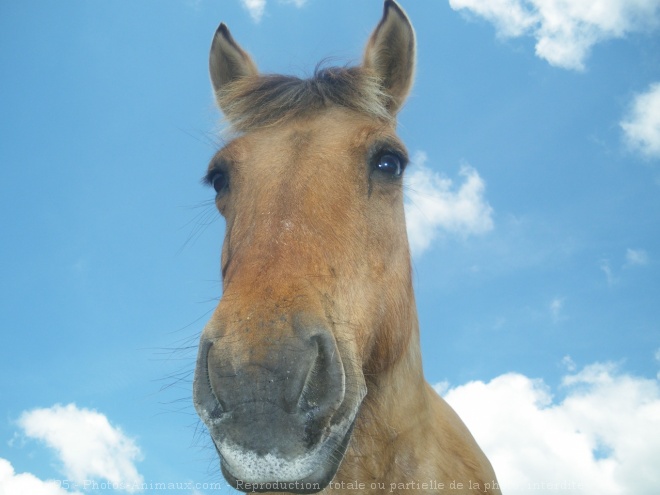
left=363, top=0, right=416, bottom=115
left=209, top=23, right=259, bottom=109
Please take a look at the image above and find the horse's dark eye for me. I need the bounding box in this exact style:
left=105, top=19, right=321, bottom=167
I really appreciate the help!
left=211, top=171, right=228, bottom=193
left=375, top=153, right=403, bottom=177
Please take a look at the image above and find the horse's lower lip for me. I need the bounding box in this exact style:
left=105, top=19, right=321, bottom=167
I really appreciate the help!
left=215, top=416, right=356, bottom=494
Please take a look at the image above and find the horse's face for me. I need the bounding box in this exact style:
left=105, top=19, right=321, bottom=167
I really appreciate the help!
left=197, top=110, right=411, bottom=490
left=193, top=2, right=415, bottom=492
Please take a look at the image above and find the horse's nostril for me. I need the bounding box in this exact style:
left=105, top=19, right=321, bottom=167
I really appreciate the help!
left=297, top=332, right=346, bottom=416
left=193, top=339, right=225, bottom=422
left=209, top=403, right=224, bottom=419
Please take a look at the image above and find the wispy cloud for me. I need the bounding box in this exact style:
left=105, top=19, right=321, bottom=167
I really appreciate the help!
left=0, top=458, right=83, bottom=495
left=449, top=0, right=660, bottom=70
left=621, top=82, right=660, bottom=160
left=625, top=247, right=650, bottom=266
left=18, top=404, right=143, bottom=492
left=599, top=258, right=616, bottom=286
left=404, top=152, right=494, bottom=256
left=438, top=361, right=660, bottom=493
left=549, top=297, right=565, bottom=323
left=560, top=355, right=577, bottom=372
left=241, top=0, right=308, bottom=23
left=241, top=0, right=266, bottom=22
left=599, top=248, right=650, bottom=285
left=185, top=0, right=203, bottom=11
left=281, top=0, right=308, bottom=6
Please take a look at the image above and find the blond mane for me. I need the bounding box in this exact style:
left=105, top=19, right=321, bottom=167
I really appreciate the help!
left=216, top=66, right=395, bottom=132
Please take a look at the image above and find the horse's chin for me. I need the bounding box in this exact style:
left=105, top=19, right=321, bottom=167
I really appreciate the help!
left=214, top=417, right=357, bottom=494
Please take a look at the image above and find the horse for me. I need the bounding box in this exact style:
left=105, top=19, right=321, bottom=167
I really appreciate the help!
left=192, top=1, right=501, bottom=493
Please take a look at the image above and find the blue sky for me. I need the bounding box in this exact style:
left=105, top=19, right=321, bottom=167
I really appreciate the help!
left=1, top=0, right=659, bottom=494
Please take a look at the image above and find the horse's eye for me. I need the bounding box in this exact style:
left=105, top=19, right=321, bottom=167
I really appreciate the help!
left=375, top=153, right=403, bottom=177
left=211, top=171, right=229, bottom=194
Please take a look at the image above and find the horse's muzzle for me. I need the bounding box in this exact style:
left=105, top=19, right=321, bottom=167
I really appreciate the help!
left=193, top=322, right=364, bottom=494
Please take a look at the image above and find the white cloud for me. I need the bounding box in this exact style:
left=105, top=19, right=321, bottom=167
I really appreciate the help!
left=621, top=83, right=660, bottom=160
left=438, top=362, right=660, bottom=494
left=404, top=152, right=494, bottom=256
left=625, top=247, right=650, bottom=266
left=448, top=0, right=539, bottom=37
left=241, top=0, right=308, bottom=23
left=17, top=404, right=143, bottom=492
left=0, top=458, right=83, bottom=495
left=449, top=0, right=660, bottom=70
left=241, top=0, right=266, bottom=22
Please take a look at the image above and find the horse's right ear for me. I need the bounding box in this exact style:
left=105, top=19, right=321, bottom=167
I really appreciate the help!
left=209, top=23, right=259, bottom=110
left=363, top=0, right=416, bottom=115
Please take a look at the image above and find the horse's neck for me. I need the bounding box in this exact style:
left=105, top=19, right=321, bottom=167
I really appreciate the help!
left=338, top=318, right=433, bottom=481
left=333, top=320, right=502, bottom=494
left=367, top=324, right=429, bottom=432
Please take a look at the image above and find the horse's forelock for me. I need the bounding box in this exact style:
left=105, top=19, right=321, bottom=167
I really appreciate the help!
left=216, top=66, right=394, bottom=132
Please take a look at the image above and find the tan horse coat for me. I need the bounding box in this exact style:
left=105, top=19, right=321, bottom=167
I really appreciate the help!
left=193, top=2, right=502, bottom=494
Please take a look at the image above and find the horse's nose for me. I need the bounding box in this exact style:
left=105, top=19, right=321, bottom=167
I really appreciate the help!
left=193, top=317, right=365, bottom=488
left=193, top=327, right=346, bottom=443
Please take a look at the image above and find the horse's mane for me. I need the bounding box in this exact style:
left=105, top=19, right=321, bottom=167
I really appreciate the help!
left=216, top=65, right=394, bottom=132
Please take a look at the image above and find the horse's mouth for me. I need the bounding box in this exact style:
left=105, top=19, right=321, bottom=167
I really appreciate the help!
left=213, top=417, right=357, bottom=494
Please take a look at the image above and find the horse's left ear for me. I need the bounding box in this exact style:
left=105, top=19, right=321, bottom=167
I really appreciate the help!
left=209, top=23, right=259, bottom=111
left=363, top=0, right=416, bottom=115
